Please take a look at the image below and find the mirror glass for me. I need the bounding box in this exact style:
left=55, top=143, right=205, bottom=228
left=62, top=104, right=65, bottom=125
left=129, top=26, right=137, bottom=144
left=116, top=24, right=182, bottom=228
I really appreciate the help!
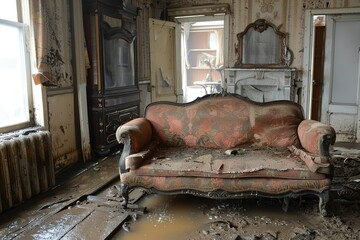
left=236, top=19, right=292, bottom=67
left=103, top=15, right=135, bottom=89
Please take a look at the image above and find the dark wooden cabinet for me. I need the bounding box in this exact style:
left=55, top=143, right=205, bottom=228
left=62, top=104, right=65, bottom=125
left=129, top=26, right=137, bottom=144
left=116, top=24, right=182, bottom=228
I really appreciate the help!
left=83, top=0, right=140, bottom=155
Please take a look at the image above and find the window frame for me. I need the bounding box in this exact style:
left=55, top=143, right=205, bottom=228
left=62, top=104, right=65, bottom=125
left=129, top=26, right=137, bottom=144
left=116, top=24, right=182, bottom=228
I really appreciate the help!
left=0, top=0, right=34, bottom=133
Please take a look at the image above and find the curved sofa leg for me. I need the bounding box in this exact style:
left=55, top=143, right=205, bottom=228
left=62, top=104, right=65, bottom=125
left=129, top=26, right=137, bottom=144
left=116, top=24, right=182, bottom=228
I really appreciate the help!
left=319, top=190, right=329, bottom=216
left=282, top=197, right=290, bottom=212
left=121, top=183, right=129, bottom=208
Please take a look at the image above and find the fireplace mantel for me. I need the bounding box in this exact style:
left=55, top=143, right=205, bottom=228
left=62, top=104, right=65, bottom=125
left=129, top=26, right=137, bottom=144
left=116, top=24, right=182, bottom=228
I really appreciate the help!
left=225, top=68, right=297, bottom=103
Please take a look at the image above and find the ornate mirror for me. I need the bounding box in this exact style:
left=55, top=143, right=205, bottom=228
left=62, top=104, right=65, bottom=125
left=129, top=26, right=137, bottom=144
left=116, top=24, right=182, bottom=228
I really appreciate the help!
left=235, top=19, right=293, bottom=67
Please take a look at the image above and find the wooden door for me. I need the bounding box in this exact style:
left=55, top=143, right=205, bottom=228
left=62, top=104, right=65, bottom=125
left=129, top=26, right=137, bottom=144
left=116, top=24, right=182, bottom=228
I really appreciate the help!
left=322, top=15, right=360, bottom=142
left=149, top=18, right=180, bottom=102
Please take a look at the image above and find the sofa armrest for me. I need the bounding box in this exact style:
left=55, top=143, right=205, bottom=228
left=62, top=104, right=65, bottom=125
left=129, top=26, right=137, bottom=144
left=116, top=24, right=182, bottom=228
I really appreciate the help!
left=116, top=118, right=153, bottom=172
left=297, top=120, right=336, bottom=156
left=289, top=145, right=332, bottom=174
left=124, top=142, right=156, bottom=171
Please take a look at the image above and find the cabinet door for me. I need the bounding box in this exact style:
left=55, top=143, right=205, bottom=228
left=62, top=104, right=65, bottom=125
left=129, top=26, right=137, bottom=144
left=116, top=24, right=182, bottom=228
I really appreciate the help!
left=149, top=18, right=180, bottom=102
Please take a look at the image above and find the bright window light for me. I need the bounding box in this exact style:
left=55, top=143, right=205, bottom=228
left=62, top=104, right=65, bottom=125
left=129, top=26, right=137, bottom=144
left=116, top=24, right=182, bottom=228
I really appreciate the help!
left=0, top=1, right=32, bottom=132
left=0, top=22, right=29, bottom=128
left=0, top=0, right=18, bottom=22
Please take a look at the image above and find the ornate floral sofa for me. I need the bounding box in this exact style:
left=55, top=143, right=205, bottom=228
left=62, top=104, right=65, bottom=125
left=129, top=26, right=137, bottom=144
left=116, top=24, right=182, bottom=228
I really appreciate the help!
left=116, top=94, right=336, bottom=215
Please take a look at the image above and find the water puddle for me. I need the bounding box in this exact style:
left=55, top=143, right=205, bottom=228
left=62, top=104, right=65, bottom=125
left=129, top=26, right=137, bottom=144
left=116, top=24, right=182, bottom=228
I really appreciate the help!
left=116, top=194, right=209, bottom=240
left=114, top=194, right=304, bottom=240
left=114, top=193, right=360, bottom=240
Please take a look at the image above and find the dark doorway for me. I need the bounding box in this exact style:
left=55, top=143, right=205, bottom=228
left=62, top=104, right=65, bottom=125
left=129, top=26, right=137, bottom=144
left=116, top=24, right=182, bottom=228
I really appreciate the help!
left=311, top=22, right=325, bottom=121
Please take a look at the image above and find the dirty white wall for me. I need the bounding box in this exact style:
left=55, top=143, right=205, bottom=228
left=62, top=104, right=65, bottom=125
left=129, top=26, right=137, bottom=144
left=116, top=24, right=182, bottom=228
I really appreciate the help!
left=38, top=0, right=85, bottom=174
left=47, top=91, right=79, bottom=172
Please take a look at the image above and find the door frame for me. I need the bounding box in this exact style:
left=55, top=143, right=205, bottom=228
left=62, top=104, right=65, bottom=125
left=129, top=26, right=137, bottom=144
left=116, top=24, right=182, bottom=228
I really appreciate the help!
left=176, top=15, right=230, bottom=68
left=175, top=14, right=230, bottom=101
left=302, top=8, right=360, bottom=119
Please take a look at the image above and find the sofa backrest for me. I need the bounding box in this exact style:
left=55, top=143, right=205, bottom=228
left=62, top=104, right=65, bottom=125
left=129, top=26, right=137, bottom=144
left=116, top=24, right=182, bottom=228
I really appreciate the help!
left=145, top=94, right=304, bottom=149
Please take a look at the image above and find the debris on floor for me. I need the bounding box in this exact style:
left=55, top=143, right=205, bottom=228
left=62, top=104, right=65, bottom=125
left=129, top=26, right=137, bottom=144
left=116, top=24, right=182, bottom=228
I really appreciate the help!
left=0, top=143, right=360, bottom=240
left=116, top=194, right=359, bottom=240
left=332, top=145, right=360, bottom=200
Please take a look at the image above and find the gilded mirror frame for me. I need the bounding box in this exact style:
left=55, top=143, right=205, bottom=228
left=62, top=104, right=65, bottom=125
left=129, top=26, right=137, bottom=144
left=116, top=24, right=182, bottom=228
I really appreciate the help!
left=235, top=19, right=293, bottom=68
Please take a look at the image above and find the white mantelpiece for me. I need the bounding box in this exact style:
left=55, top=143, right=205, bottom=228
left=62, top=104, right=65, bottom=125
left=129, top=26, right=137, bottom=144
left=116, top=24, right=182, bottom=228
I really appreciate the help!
left=225, top=68, right=297, bottom=103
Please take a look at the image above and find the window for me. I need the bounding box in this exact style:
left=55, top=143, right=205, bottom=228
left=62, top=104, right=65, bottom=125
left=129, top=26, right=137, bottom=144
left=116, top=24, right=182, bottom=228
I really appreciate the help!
left=0, top=0, right=33, bottom=132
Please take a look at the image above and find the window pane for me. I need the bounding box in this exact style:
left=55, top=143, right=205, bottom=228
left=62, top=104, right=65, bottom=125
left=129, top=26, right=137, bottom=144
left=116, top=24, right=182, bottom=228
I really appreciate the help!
left=0, top=0, right=18, bottom=22
left=0, top=22, right=29, bottom=128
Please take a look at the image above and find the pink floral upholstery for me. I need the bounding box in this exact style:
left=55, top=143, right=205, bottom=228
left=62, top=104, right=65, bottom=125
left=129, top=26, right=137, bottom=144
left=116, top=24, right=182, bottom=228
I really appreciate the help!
left=145, top=96, right=303, bottom=149
left=298, top=120, right=336, bottom=155
left=116, top=118, right=153, bottom=154
left=146, top=97, right=252, bottom=148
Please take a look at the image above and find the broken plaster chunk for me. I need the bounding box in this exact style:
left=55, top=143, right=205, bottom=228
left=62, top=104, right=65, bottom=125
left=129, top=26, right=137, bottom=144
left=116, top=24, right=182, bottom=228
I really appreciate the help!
left=195, top=154, right=213, bottom=163
left=225, top=148, right=245, bottom=155
left=132, top=213, right=138, bottom=221
left=122, top=222, right=130, bottom=232
left=225, top=149, right=238, bottom=155
left=202, top=230, right=210, bottom=235
left=217, top=163, right=224, bottom=173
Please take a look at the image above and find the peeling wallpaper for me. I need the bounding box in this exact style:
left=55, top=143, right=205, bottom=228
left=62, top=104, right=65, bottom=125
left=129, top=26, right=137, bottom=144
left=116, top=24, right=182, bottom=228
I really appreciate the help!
left=233, top=0, right=360, bottom=70
left=164, top=0, right=360, bottom=73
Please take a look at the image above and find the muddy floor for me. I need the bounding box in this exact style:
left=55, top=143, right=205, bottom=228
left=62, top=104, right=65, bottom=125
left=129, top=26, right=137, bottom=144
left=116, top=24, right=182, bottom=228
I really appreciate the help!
left=114, top=194, right=359, bottom=240
left=0, top=145, right=359, bottom=240
left=112, top=144, right=360, bottom=240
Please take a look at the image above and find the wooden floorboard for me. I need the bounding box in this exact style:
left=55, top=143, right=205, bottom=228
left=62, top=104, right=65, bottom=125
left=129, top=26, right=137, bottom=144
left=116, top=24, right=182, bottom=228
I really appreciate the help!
left=61, top=205, right=129, bottom=240
left=16, top=207, right=95, bottom=240
left=0, top=153, right=126, bottom=239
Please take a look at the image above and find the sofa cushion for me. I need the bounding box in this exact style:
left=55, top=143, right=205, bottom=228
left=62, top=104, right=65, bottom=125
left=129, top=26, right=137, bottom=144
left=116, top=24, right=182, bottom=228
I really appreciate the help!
left=128, top=146, right=326, bottom=180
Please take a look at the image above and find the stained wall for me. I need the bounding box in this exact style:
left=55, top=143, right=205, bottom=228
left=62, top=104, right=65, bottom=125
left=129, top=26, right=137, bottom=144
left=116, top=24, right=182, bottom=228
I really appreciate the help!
left=137, top=0, right=360, bottom=81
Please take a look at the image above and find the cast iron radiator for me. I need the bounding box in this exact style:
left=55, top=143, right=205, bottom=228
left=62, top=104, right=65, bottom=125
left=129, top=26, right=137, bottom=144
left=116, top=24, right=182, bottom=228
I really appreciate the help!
left=0, top=130, right=55, bottom=213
